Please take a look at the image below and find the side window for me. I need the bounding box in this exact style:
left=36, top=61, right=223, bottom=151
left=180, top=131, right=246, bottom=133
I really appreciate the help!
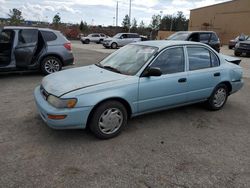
left=0, top=30, right=13, bottom=43
left=100, top=34, right=105, bottom=37
left=121, top=34, right=128, bottom=39
left=199, top=33, right=211, bottom=43
left=151, top=47, right=185, bottom=74
left=187, top=47, right=219, bottom=71
left=41, top=31, right=57, bottom=42
left=92, top=34, right=99, bottom=37
left=18, top=29, right=38, bottom=45
left=211, top=52, right=220, bottom=67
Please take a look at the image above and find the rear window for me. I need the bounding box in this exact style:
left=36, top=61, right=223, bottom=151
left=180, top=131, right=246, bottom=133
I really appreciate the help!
left=211, top=33, right=219, bottom=42
left=41, top=31, right=57, bottom=42
left=199, top=33, right=211, bottom=42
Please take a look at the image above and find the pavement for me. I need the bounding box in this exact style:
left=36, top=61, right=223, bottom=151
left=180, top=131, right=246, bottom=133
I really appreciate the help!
left=0, top=41, right=250, bottom=187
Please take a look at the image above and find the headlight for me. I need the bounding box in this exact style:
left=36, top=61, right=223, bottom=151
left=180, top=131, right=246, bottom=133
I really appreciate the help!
left=235, top=42, right=240, bottom=48
left=47, top=95, right=77, bottom=108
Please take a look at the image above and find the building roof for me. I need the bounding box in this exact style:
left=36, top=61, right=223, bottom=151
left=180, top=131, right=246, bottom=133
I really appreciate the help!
left=190, top=0, right=234, bottom=11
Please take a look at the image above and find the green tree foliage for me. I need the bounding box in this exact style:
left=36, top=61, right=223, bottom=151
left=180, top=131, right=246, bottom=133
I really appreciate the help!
left=150, top=14, right=161, bottom=30
left=52, top=13, right=61, bottom=27
left=131, top=18, right=137, bottom=32
left=160, top=11, right=189, bottom=31
left=8, top=8, right=24, bottom=25
left=122, top=14, right=130, bottom=32
left=79, top=20, right=88, bottom=33
left=139, top=20, right=145, bottom=28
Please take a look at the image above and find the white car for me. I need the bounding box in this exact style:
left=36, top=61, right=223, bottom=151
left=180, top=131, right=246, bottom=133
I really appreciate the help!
left=81, top=33, right=108, bottom=44
left=103, top=33, right=141, bottom=49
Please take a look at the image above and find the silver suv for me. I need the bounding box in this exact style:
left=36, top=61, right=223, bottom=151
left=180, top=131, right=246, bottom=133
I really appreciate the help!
left=80, top=33, right=108, bottom=44
left=103, top=33, right=141, bottom=49
left=0, top=26, right=74, bottom=75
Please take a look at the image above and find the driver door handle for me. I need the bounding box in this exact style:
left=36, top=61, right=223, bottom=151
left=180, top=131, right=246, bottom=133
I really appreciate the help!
left=178, top=78, right=187, bottom=83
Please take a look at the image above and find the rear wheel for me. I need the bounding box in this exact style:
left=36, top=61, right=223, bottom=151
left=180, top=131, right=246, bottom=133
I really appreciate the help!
left=228, top=46, right=233, bottom=49
left=206, top=84, right=228, bottom=110
left=89, top=100, right=127, bottom=139
left=111, top=42, right=118, bottom=49
left=41, top=56, right=62, bottom=75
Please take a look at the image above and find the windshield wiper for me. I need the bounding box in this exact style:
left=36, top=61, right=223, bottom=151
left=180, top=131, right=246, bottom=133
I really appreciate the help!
left=95, top=63, right=103, bottom=68
left=103, top=66, right=121, bottom=73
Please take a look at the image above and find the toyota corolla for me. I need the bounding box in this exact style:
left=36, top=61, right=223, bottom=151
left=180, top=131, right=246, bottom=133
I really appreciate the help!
left=34, top=41, right=243, bottom=139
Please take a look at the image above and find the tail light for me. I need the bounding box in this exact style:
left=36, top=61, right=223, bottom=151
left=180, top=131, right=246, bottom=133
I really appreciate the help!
left=64, top=42, right=72, bottom=51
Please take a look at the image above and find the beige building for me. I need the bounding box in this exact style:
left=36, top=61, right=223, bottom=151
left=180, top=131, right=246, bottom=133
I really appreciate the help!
left=189, top=0, right=250, bottom=44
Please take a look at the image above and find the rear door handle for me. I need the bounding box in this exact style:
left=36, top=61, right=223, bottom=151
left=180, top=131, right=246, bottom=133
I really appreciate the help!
left=178, top=78, right=187, bottom=83
left=214, top=72, right=220, bottom=77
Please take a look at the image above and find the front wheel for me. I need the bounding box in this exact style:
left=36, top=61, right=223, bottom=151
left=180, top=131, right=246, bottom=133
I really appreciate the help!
left=206, top=84, right=228, bottom=110
left=234, top=51, right=241, bottom=57
left=89, top=101, right=127, bottom=139
left=40, top=56, right=62, bottom=75
left=111, top=42, right=118, bottom=49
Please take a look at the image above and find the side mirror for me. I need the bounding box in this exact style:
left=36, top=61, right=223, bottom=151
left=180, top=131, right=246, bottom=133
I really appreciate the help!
left=142, top=67, right=162, bottom=77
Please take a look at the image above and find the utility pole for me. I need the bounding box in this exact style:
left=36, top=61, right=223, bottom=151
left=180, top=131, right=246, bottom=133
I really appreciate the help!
left=128, top=0, right=131, bottom=32
left=116, top=1, right=118, bottom=27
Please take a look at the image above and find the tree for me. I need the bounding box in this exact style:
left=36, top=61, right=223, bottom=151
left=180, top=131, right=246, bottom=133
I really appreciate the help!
left=79, top=20, right=84, bottom=31
left=150, top=14, right=161, bottom=30
left=52, top=13, right=61, bottom=27
left=8, top=8, right=24, bottom=25
left=131, top=18, right=137, bottom=32
left=79, top=20, right=88, bottom=33
left=139, top=21, right=145, bottom=28
left=122, top=14, right=130, bottom=31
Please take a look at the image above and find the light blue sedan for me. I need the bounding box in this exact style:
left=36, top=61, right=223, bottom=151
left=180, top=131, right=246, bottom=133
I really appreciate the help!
left=34, top=41, right=243, bottom=139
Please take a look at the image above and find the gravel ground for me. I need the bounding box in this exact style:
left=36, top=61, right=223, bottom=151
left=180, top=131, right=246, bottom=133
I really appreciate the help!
left=0, top=41, right=250, bottom=188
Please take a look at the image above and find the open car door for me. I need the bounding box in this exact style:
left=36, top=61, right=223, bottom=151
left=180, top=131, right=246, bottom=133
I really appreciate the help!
left=0, top=29, right=15, bottom=67
left=14, top=29, right=38, bottom=68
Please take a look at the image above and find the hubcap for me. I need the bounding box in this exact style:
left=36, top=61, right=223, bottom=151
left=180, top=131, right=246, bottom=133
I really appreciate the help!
left=213, top=88, right=226, bottom=108
left=44, top=59, right=60, bottom=74
left=98, top=108, right=123, bottom=135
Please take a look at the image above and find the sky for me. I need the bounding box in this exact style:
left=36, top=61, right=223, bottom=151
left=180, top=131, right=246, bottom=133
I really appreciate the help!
left=0, top=0, right=231, bottom=26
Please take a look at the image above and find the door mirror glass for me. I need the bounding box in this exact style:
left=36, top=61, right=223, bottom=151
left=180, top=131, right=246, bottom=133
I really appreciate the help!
left=142, top=67, right=162, bottom=77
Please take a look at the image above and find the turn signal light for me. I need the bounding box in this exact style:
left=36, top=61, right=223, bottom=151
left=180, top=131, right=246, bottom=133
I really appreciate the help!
left=47, top=114, right=67, bottom=120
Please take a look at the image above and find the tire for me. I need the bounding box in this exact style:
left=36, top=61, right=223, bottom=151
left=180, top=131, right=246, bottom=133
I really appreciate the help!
left=111, top=42, right=118, bottom=49
left=234, top=51, right=241, bottom=57
left=206, top=84, right=228, bottom=111
left=40, top=56, right=62, bottom=75
left=89, top=100, right=128, bottom=139
left=85, top=39, right=90, bottom=44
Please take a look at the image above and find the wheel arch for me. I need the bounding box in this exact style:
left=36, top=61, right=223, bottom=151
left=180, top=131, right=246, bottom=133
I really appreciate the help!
left=86, top=97, right=132, bottom=127
left=219, top=81, right=232, bottom=93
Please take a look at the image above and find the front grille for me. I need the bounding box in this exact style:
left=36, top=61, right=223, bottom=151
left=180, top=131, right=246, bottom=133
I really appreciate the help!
left=40, top=85, right=49, bottom=100
left=240, top=43, right=250, bottom=49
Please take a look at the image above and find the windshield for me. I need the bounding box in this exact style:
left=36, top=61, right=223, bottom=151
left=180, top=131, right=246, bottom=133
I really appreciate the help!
left=98, top=44, right=158, bottom=75
left=167, top=32, right=189, bottom=40
left=113, top=33, right=122, bottom=39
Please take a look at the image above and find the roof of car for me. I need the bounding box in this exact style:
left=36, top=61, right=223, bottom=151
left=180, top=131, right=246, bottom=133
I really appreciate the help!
left=3, top=26, right=57, bottom=32
left=134, top=40, right=209, bottom=50
left=175, top=31, right=216, bottom=34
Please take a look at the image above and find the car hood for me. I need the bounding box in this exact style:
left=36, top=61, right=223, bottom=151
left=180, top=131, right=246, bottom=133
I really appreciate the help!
left=41, top=65, right=127, bottom=97
left=104, top=37, right=115, bottom=41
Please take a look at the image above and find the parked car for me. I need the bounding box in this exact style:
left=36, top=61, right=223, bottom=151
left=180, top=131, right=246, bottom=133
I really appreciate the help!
left=34, top=41, right=243, bottom=139
left=228, top=34, right=249, bottom=49
left=103, top=33, right=141, bottom=49
left=234, top=37, right=250, bottom=56
left=80, top=33, right=108, bottom=44
left=0, top=26, right=74, bottom=75
left=166, top=31, right=221, bottom=52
